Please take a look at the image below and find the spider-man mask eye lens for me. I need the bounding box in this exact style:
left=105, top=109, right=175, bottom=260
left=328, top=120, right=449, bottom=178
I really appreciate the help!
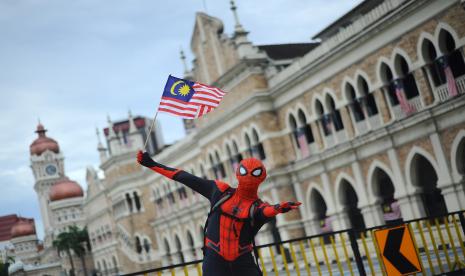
left=239, top=165, right=247, bottom=176
left=251, top=168, right=263, bottom=177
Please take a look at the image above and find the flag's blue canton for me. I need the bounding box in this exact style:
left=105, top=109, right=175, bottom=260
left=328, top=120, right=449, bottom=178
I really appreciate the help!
left=162, top=75, right=195, bottom=102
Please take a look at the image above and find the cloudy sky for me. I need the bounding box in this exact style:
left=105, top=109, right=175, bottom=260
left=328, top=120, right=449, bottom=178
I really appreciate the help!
left=0, top=0, right=363, bottom=239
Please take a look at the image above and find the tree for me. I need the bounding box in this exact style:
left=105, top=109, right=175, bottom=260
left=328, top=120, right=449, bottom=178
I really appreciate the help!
left=53, top=226, right=91, bottom=276
left=67, top=226, right=91, bottom=276
left=53, top=231, right=76, bottom=276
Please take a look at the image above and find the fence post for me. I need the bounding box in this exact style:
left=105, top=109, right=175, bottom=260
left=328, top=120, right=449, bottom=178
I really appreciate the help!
left=458, top=212, right=465, bottom=236
left=348, top=230, right=367, bottom=276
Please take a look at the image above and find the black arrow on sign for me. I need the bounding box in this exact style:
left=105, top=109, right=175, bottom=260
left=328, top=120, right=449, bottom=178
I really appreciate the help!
left=383, top=227, right=419, bottom=274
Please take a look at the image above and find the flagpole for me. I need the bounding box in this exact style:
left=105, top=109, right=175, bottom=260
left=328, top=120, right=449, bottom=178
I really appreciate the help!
left=144, top=111, right=159, bottom=151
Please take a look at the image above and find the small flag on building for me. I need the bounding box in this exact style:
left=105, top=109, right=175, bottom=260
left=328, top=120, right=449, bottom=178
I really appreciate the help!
left=296, top=127, right=310, bottom=158
left=394, top=79, right=416, bottom=115
left=438, top=56, right=458, bottom=97
left=157, top=75, right=227, bottom=119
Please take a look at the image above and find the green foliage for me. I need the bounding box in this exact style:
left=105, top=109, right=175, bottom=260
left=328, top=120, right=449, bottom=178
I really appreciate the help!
left=52, top=225, right=91, bottom=276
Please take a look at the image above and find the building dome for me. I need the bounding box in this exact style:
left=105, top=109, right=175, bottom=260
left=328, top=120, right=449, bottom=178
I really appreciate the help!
left=11, top=219, right=35, bottom=238
left=49, top=178, right=84, bottom=201
left=30, top=123, right=60, bottom=156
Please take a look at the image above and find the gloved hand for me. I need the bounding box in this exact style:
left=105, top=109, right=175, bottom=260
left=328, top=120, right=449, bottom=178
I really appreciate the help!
left=263, top=201, right=302, bottom=217
left=137, top=151, right=157, bottom=168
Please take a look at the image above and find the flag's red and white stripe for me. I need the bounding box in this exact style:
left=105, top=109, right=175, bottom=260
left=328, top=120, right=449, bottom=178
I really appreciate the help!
left=158, top=82, right=226, bottom=119
left=445, top=66, right=458, bottom=97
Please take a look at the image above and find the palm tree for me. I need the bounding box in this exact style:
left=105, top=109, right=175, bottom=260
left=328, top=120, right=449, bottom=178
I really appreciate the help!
left=68, top=225, right=90, bottom=276
left=53, top=226, right=91, bottom=276
left=53, top=232, right=76, bottom=276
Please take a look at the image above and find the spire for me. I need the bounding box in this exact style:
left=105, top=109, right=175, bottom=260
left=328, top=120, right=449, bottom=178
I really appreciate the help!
left=230, top=0, right=245, bottom=34
left=96, top=128, right=105, bottom=149
left=107, top=115, right=116, bottom=138
left=128, top=110, right=137, bottom=134
left=180, top=48, right=189, bottom=74
left=96, top=127, right=107, bottom=162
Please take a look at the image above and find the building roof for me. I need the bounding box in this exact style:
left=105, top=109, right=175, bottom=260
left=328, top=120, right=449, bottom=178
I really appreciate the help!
left=258, top=43, right=319, bottom=60
left=103, top=116, right=146, bottom=136
left=49, top=178, right=84, bottom=201
left=0, top=215, right=33, bottom=241
left=312, top=0, right=384, bottom=40
left=30, top=123, right=60, bottom=156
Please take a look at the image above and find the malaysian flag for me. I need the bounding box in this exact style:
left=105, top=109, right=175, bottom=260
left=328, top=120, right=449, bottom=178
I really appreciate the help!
left=321, top=114, right=333, bottom=136
left=157, top=75, right=226, bottom=119
left=439, top=56, right=458, bottom=97
left=394, top=79, right=416, bottom=115
left=296, top=127, right=310, bottom=158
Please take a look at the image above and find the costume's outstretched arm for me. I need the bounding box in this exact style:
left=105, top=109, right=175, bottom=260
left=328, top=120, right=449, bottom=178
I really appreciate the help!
left=137, top=151, right=216, bottom=199
left=262, top=201, right=302, bottom=218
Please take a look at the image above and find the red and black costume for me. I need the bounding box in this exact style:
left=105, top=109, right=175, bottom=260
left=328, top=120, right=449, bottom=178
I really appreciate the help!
left=137, top=151, right=301, bottom=276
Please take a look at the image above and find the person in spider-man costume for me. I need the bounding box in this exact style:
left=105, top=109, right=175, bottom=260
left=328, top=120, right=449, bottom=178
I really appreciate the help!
left=137, top=151, right=301, bottom=276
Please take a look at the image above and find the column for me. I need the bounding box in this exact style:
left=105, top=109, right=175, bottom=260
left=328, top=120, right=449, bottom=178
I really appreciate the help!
left=360, top=203, right=384, bottom=227
left=413, top=68, right=435, bottom=106
left=387, top=149, right=425, bottom=220
left=431, top=133, right=465, bottom=211
left=303, top=217, right=321, bottom=236
left=373, top=88, right=391, bottom=124
left=339, top=106, right=355, bottom=139
left=310, top=121, right=324, bottom=150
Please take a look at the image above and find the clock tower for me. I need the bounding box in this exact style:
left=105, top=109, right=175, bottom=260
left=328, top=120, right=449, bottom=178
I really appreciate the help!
left=29, top=123, right=64, bottom=244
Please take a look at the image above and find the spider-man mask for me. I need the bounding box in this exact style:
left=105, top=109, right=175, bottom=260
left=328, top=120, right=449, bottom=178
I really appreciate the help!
left=235, top=158, right=266, bottom=199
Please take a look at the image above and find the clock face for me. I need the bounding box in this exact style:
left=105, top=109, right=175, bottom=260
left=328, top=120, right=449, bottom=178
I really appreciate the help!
left=45, top=165, right=57, bottom=176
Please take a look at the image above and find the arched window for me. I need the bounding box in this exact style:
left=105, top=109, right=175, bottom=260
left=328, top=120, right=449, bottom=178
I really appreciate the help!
left=135, top=236, right=142, bottom=254
left=245, top=133, right=253, bottom=157
left=358, top=76, right=378, bottom=116
left=346, top=82, right=365, bottom=122
left=372, top=168, right=402, bottom=225
left=339, top=180, right=365, bottom=230
left=133, top=192, right=141, bottom=211
left=102, top=260, right=108, bottom=274
left=175, top=235, right=184, bottom=263
left=309, top=189, right=331, bottom=233
left=186, top=231, right=196, bottom=259
left=125, top=193, right=133, bottom=212
left=166, top=183, right=175, bottom=204
left=316, top=99, right=332, bottom=136
left=164, top=238, right=171, bottom=264
left=438, top=29, right=465, bottom=78
left=112, top=256, right=118, bottom=273
left=394, top=55, right=419, bottom=99
left=291, top=110, right=314, bottom=158
left=326, top=95, right=344, bottom=131
left=251, top=129, right=266, bottom=160
left=410, top=154, right=447, bottom=217
left=143, top=238, right=150, bottom=253
left=421, top=38, right=443, bottom=87
left=226, top=142, right=243, bottom=173
left=210, top=152, right=226, bottom=179
left=380, top=62, right=399, bottom=106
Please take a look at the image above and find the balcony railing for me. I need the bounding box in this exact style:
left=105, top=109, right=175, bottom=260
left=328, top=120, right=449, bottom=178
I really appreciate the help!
left=433, top=74, right=465, bottom=103
left=367, top=113, right=382, bottom=130
left=392, top=95, right=423, bottom=120
left=354, top=120, right=369, bottom=135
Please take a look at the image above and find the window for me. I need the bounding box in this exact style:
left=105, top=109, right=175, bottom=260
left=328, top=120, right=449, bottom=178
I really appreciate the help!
left=251, top=129, right=266, bottom=160
left=125, top=193, right=133, bottom=212
left=133, top=192, right=142, bottom=211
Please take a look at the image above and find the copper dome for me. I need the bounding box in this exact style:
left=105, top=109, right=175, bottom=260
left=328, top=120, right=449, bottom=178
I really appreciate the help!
left=11, top=219, right=36, bottom=238
left=30, top=123, right=60, bottom=156
left=49, top=178, right=84, bottom=201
